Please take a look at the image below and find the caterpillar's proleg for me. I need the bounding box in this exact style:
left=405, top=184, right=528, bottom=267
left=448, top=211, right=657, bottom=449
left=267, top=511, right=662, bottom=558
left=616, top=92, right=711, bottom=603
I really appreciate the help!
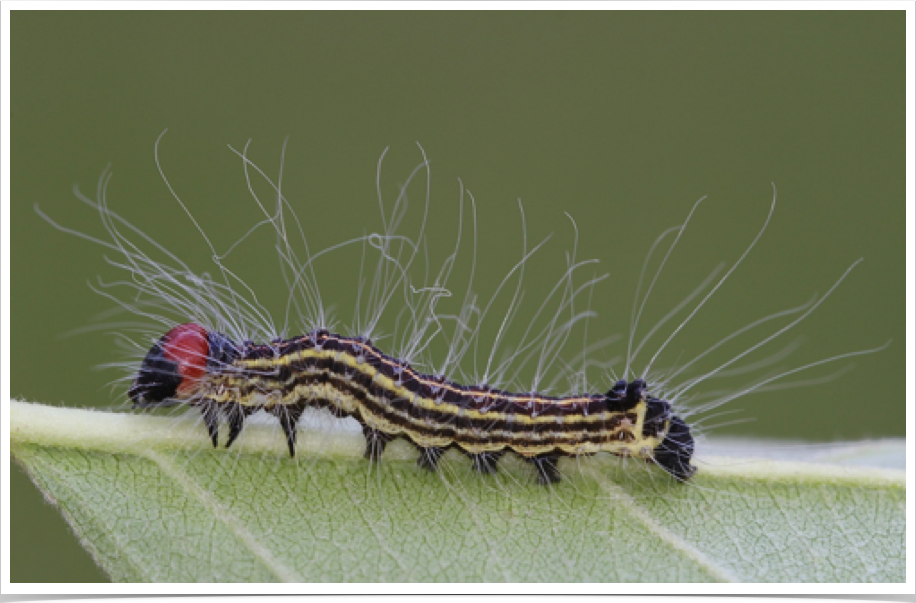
left=468, top=451, right=504, bottom=475
left=530, top=454, right=562, bottom=485
left=362, top=425, right=393, bottom=462
left=416, top=446, right=446, bottom=472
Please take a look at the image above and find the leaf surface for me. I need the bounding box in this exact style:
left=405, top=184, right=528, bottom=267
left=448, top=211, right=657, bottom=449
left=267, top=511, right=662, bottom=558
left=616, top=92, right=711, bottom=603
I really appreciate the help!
left=10, top=400, right=905, bottom=583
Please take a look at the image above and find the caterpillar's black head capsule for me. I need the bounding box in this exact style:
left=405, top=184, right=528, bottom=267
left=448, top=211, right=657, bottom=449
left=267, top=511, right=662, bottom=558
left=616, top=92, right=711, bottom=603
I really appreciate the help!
left=129, top=323, right=210, bottom=408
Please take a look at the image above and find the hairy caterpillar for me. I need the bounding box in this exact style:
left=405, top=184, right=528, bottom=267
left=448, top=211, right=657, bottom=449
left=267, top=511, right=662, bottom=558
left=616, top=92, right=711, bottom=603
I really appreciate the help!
left=129, top=325, right=694, bottom=483
left=41, top=135, right=876, bottom=487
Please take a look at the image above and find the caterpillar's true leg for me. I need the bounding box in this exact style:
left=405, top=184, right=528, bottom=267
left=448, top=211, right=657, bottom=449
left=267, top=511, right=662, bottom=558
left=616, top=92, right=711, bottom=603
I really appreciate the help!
left=273, top=404, right=304, bottom=457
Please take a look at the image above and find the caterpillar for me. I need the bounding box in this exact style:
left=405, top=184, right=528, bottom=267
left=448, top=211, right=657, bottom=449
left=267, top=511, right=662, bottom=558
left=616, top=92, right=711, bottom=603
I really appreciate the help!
left=42, top=135, right=875, bottom=488
left=128, top=324, right=695, bottom=484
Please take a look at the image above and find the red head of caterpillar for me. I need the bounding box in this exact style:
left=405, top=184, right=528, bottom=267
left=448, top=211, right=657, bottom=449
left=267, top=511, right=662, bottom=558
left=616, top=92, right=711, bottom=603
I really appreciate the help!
left=129, top=323, right=209, bottom=405
left=129, top=322, right=697, bottom=483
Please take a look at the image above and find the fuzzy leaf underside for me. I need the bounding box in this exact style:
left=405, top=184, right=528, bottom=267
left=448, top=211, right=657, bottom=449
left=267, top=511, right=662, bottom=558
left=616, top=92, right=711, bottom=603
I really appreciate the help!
left=10, top=400, right=906, bottom=583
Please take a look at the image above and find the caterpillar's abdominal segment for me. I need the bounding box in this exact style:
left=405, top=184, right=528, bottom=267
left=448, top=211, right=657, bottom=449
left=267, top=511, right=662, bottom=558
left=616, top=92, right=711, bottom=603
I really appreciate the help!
left=130, top=324, right=697, bottom=482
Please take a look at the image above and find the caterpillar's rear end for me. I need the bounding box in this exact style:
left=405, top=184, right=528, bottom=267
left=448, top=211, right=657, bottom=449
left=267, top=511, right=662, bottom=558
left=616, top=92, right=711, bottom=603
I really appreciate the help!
left=645, top=402, right=697, bottom=481
left=605, top=378, right=696, bottom=481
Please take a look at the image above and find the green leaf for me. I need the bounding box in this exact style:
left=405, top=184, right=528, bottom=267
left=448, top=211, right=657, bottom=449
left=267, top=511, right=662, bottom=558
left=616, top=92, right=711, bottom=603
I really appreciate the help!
left=10, top=400, right=905, bottom=583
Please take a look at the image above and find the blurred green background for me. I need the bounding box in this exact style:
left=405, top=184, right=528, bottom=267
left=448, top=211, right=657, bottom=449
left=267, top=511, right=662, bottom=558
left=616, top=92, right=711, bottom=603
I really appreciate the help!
left=11, top=11, right=904, bottom=582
